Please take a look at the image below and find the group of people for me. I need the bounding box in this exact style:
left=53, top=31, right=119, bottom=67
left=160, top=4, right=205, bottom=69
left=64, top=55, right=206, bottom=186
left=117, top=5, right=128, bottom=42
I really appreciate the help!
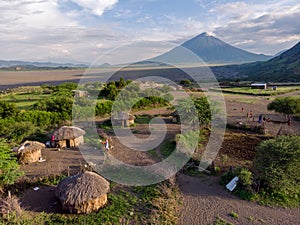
left=243, top=108, right=270, bottom=124
left=243, top=108, right=291, bottom=126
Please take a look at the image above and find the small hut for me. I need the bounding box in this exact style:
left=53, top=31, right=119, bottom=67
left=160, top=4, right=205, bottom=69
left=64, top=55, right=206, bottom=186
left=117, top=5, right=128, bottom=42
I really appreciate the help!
left=56, top=171, right=110, bottom=214
left=54, top=126, right=85, bottom=149
left=72, top=90, right=88, bottom=98
left=111, top=111, right=135, bottom=127
left=17, top=141, right=45, bottom=164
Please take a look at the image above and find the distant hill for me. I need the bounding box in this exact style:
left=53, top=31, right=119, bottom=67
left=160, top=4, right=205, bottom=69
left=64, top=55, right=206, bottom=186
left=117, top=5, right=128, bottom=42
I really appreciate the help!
left=238, top=42, right=300, bottom=82
left=150, top=32, right=272, bottom=65
left=0, top=60, right=87, bottom=69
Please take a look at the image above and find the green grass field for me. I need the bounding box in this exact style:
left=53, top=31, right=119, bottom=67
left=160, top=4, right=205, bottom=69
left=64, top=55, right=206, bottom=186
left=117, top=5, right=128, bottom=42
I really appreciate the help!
left=0, top=92, right=51, bottom=110
left=211, top=86, right=300, bottom=96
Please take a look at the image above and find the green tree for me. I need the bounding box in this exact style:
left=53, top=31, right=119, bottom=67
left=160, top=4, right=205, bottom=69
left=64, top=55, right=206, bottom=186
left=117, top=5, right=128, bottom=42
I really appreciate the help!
left=34, top=96, right=74, bottom=120
left=0, top=101, right=19, bottom=119
left=179, top=80, right=191, bottom=86
left=268, top=97, right=300, bottom=119
left=115, top=77, right=126, bottom=89
left=254, top=136, right=300, bottom=206
left=0, top=139, right=23, bottom=187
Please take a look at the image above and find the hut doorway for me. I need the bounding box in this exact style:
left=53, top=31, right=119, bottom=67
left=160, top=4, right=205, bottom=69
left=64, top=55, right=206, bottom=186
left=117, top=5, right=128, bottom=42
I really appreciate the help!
left=66, top=140, right=71, bottom=148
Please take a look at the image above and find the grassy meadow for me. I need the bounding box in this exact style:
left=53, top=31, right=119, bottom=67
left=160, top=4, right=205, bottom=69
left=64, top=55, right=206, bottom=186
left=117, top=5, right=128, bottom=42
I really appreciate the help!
left=211, top=86, right=300, bottom=96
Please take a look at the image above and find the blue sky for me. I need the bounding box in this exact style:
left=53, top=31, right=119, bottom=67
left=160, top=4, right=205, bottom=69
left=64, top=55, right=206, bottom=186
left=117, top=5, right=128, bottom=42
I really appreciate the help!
left=0, top=0, right=299, bottom=64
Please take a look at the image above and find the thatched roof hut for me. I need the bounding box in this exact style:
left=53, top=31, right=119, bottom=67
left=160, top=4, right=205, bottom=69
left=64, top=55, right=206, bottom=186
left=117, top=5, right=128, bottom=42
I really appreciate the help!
left=56, top=171, right=110, bottom=214
left=54, top=126, right=85, bottom=149
left=17, top=141, right=45, bottom=164
left=111, top=111, right=135, bottom=127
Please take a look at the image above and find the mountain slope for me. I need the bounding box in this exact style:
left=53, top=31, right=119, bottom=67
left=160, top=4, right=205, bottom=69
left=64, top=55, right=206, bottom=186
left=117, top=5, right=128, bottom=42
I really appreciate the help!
left=151, top=32, right=271, bottom=65
left=239, top=41, right=300, bottom=82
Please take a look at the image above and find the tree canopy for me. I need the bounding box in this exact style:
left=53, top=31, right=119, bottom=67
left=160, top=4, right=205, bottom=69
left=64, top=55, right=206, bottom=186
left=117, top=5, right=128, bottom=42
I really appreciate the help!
left=267, top=97, right=300, bottom=116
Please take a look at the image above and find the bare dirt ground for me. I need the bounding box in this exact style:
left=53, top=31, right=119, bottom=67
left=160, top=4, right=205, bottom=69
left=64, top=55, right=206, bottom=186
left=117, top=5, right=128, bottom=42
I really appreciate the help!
left=224, top=91, right=300, bottom=136
left=177, top=173, right=300, bottom=225
left=20, top=186, right=61, bottom=214
left=20, top=148, right=86, bottom=178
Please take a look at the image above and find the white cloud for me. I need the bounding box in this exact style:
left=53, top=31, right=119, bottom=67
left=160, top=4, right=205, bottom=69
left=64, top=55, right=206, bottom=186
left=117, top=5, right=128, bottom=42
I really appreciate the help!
left=0, top=0, right=299, bottom=63
left=206, top=1, right=300, bottom=54
left=70, top=0, right=118, bottom=16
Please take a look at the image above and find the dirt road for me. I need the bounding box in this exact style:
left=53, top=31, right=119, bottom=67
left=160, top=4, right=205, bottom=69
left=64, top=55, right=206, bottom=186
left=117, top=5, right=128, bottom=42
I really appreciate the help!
left=177, top=173, right=300, bottom=225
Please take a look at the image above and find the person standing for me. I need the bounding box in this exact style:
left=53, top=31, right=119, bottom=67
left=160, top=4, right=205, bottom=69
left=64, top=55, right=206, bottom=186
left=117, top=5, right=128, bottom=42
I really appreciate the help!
left=105, top=139, right=110, bottom=150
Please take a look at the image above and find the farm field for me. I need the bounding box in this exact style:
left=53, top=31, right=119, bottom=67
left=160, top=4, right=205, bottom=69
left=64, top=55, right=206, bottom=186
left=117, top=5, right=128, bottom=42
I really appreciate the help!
left=211, top=85, right=300, bottom=96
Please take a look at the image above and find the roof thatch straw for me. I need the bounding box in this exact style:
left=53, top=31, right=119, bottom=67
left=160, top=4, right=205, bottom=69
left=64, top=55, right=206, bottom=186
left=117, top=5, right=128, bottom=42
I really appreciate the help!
left=17, top=141, right=45, bottom=164
left=16, top=141, right=45, bottom=154
left=56, top=171, right=110, bottom=214
left=54, top=126, right=85, bottom=141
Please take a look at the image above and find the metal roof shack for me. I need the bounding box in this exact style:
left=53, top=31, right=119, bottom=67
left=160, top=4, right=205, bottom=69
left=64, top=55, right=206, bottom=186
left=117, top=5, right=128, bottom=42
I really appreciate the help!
left=250, top=83, right=267, bottom=89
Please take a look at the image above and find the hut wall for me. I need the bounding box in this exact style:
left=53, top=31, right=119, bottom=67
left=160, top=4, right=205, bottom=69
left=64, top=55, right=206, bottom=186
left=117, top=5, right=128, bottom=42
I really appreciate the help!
left=62, top=194, right=108, bottom=214
left=58, top=140, right=67, bottom=149
left=57, top=137, right=84, bottom=149
left=72, top=136, right=84, bottom=147
left=19, top=149, right=42, bottom=164
left=128, top=118, right=135, bottom=126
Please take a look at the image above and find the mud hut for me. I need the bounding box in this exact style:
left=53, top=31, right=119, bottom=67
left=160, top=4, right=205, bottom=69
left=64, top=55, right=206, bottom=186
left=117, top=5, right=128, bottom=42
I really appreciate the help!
left=111, top=111, right=135, bottom=127
left=54, top=126, right=85, bottom=149
left=17, top=141, right=45, bottom=164
left=56, top=171, right=110, bottom=214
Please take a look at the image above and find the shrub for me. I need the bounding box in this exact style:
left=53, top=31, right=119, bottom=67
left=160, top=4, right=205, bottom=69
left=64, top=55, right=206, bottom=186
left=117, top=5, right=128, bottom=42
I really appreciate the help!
left=220, top=167, right=254, bottom=200
left=0, top=139, right=23, bottom=188
left=254, top=136, right=300, bottom=206
left=0, top=101, right=19, bottom=119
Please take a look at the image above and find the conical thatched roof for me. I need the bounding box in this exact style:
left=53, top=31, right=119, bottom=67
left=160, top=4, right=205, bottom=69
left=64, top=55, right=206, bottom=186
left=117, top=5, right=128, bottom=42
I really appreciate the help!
left=56, top=171, right=110, bottom=207
left=54, top=126, right=85, bottom=141
left=17, top=141, right=45, bottom=154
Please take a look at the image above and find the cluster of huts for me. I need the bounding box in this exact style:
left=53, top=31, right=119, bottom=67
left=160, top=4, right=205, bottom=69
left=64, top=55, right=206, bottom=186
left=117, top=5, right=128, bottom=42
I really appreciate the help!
left=13, top=125, right=111, bottom=214
left=15, top=126, right=85, bottom=165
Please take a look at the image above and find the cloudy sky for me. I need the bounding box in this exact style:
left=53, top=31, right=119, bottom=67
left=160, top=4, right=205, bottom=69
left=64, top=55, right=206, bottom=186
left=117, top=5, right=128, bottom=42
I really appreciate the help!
left=0, top=0, right=299, bottom=64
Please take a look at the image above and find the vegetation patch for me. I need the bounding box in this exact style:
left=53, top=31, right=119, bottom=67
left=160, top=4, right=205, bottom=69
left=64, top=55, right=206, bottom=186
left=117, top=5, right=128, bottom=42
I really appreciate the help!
left=211, top=86, right=300, bottom=96
left=1, top=181, right=181, bottom=225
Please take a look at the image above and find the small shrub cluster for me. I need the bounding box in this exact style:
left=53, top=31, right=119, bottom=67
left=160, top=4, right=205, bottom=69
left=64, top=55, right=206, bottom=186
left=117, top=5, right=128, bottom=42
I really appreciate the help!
left=221, top=167, right=254, bottom=200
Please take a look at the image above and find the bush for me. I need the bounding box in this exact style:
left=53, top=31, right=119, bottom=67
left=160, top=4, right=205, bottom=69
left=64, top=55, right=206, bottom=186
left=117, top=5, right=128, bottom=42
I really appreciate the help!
left=220, top=167, right=254, bottom=200
left=96, top=101, right=113, bottom=117
left=0, top=101, right=19, bottom=119
left=254, top=136, right=300, bottom=206
left=0, top=139, right=23, bottom=188
left=0, top=119, right=37, bottom=143
left=221, top=167, right=253, bottom=187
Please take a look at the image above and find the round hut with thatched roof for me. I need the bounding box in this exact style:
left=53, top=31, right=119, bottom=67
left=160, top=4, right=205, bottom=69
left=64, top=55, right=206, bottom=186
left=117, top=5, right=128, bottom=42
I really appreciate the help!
left=111, top=111, right=135, bottom=127
left=56, top=171, right=110, bottom=214
left=54, top=126, right=85, bottom=149
left=17, top=141, right=45, bottom=165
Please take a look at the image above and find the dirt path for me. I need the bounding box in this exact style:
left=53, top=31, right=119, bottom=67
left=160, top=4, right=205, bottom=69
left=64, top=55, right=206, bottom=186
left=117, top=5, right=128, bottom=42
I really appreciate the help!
left=177, top=173, right=300, bottom=225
